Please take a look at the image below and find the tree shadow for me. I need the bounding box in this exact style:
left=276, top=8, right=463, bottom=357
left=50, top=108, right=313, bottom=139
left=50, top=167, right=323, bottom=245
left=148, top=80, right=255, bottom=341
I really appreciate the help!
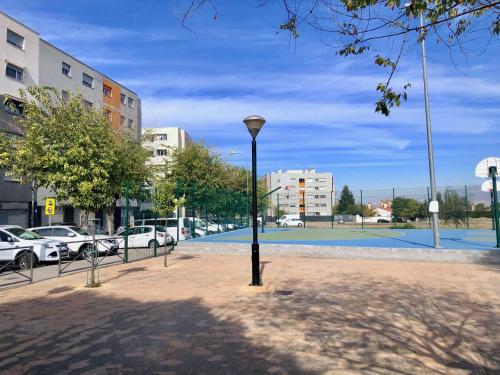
left=0, top=292, right=310, bottom=374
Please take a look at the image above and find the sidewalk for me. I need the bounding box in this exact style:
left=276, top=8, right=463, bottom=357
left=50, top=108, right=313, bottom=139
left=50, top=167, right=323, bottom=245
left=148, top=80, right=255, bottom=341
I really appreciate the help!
left=0, top=253, right=498, bottom=374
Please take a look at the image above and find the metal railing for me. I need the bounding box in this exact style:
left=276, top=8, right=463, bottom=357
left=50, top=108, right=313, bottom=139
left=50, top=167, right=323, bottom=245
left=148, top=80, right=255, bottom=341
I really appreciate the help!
left=0, top=246, right=35, bottom=287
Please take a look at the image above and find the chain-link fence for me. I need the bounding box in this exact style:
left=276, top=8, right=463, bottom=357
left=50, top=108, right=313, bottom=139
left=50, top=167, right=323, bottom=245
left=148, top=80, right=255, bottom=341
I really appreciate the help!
left=265, top=184, right=495, bottom=230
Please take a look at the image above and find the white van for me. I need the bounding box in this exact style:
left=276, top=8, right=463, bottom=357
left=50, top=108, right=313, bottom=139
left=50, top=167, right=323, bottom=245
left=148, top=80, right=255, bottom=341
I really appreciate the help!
left=134, top=218, right=192, bottom=243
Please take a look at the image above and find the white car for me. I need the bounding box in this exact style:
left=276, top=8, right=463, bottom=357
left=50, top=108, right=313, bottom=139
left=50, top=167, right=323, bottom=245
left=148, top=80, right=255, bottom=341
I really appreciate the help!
left=29, top=226, right=119, bottom=257
left=115, top=225, right=174, bottom=249
left=280, top=218, right=304, bottom=228
left=0, top=226, right=70, bottom=269
left=134, top=218, right=193, bottom=243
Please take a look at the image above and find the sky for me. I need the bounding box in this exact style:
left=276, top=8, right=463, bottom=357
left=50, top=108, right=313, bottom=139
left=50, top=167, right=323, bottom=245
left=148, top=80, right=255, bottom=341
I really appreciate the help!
left=2, top=0, right=499, bottom=190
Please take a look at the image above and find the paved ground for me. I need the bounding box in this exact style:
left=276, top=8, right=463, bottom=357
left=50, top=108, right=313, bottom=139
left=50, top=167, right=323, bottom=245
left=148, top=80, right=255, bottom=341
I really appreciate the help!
left=0, top=252, right=498, bottom=374
left=193, top=228, right=500, bottom=250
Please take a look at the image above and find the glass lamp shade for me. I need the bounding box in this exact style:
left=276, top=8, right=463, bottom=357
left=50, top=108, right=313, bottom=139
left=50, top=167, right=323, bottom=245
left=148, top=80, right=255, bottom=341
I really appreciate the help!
left=243, top=115, right=266, bottom=139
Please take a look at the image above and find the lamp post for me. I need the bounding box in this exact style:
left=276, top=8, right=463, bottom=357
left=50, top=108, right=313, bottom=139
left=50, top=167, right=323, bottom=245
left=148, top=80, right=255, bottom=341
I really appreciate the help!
left=405, top=4, right=440, bottom=248
left=243, top=115, right=266, bottom=286
left=229, top=151, right=250, bottom=228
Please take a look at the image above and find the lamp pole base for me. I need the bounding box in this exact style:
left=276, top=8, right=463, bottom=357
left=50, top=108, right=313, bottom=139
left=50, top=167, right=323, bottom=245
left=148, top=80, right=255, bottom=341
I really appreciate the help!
left=251, top=243, right=261, bottom=286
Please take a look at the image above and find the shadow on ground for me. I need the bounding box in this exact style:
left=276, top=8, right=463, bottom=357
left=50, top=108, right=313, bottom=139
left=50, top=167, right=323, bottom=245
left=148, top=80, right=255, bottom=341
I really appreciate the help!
left=0, top=268, right=497, bottom=374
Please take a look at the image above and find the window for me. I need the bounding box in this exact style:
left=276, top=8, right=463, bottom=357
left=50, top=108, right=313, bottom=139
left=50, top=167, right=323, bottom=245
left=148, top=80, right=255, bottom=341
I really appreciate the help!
left=120, top=116, right=125, bottom=126
left=157, top=149, right=167, bottom=156
left=62, top=62, right=71, bottom=77
left=120, top=93, right=126, bottom=104
left=7, top=29, right=24, bottom=49
left=61, top=90, right=69, bottom=103
left=6, top=63, right=23, bottom=81
left=155, top=134, right=167, bottom=141
left=103, top=84, right=112, bottom=97
left=3, top=97, right=24, bottom=116
left=82, top=100, right=93, bottom=109
left=127, top=97, right=134, bottom=108
left=128, top=119, right=133, bottom=129
left=52, top=228, right=70, bottom=237
left=82, top=73, right=94, bottom=88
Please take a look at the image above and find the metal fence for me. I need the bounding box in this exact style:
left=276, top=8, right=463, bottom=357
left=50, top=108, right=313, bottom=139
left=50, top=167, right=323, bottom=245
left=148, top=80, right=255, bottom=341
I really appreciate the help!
left=264, top=184, right=495, bottom=230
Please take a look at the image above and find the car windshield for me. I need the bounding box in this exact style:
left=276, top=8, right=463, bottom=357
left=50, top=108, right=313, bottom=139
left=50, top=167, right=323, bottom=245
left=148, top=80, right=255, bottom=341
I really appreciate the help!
left=69, top=226, right=91, bottom=236
left=156, top=225, right=167, bottom=232
left=6, top=228, right=43, bottom=240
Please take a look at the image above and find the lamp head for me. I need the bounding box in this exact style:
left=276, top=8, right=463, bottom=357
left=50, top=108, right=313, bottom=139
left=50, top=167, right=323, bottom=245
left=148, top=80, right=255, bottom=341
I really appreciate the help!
left=243, top=115, right=266, bottom=139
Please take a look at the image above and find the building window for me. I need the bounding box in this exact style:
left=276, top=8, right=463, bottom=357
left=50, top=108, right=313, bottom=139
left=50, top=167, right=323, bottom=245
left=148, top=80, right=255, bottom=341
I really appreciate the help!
left=7, top=29, right=24, bottom=49
left=127, top=97, right=134, bottom=108
left=128, top=119, right=133, bottom=129
left=155, top=134, right=167, bottom=141
left=157, top=149, right=168, bottom=156
left=120, top=116, right=125, bottom=126
left=120, top=93, right=126, bottom=104
left=3, top=97, right=24, bottom=116
left=6, top=63, right=23, bottom=81
left=82, top=73, right=94, bottom=88
left=61, top=90, right=69, bottom=102
left=103, top=84, right=112, bottom=97
left=82, top=100, right=93, bottom=109
left=62, top=62, right=71, bottom=77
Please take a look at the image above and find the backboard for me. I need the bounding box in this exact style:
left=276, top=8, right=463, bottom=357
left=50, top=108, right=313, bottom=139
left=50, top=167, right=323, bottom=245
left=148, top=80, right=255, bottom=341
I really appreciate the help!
left=481, top=180, right=500, bottom=192
left=475, top=157, right=500, bottom=178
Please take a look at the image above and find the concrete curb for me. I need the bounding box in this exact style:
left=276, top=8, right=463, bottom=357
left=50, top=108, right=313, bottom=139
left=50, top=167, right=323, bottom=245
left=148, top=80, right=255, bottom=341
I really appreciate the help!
left=176, top=241, right=500, bottom=264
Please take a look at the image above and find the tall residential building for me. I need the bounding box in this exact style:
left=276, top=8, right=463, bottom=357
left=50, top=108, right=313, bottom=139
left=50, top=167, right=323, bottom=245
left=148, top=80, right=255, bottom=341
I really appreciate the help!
left=266, top=169, right=334, bottom=217
left=142, top=127, right=193, bottom=167
left=0, top=11, right=141, bottom=227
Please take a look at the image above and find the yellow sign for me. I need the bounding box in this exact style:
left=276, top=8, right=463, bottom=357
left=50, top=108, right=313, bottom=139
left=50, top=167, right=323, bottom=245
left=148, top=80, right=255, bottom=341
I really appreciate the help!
left=45, top=198, right=56, bottom=216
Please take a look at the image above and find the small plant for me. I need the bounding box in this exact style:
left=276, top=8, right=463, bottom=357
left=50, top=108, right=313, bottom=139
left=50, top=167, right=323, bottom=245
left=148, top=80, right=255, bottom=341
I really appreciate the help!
left=392, top=223, right=416, bottom=229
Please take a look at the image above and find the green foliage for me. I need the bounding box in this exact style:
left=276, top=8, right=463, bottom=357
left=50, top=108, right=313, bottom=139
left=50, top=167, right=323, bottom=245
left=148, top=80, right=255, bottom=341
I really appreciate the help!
left=393, top=223, right=416, bottom=229
left=336, top=185, right=359, bottom=214
left=440, top=189, right=467, bottom=227
left=152, top=180, right=185, bottom=217
left=8, top=87, right=150, bottom=212
left=392, top=197, right=425, bottom=220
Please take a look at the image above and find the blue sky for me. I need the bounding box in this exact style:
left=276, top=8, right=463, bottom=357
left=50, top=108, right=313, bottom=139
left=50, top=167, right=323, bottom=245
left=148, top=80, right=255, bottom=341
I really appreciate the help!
left=2, top=0, right=499, bottom=190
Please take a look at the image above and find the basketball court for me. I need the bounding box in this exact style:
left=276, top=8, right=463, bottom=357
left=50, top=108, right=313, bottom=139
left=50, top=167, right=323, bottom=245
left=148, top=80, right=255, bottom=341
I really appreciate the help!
left=192, top=227, right=499, bottom=250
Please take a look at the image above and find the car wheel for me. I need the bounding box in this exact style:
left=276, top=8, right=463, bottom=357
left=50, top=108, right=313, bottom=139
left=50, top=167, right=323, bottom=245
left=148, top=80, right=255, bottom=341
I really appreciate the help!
left=78, top=244, right=91, bottom=259
left=16, top=252, right=34, bottom=270
left=297, top=223, right=303, bottom=227
left=148, top=240, right=159, bottom=249
left=282, top=223, right=288, bottom=228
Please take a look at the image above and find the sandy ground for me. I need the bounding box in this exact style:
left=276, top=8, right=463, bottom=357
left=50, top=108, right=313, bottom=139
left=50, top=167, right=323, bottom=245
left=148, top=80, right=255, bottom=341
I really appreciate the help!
left=0, top=253, right=498, bottom=374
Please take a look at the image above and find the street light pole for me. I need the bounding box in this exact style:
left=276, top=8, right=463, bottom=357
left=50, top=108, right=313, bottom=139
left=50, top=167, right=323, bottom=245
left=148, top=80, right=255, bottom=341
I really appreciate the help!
left=243, top=115, right=266, bottom=286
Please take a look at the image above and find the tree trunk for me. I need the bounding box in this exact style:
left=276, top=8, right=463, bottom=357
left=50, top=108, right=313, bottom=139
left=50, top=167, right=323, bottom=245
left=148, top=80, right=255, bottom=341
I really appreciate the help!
left=80, top=210, right=89, bottom=228
left=104, top=207, right=114, bottom=236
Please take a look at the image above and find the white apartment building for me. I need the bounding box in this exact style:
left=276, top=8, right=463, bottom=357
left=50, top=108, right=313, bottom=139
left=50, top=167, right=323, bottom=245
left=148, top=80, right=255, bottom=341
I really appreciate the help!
left=266, top=169, right=334, bottom=217
left=142, top=127, right=193, bottom=167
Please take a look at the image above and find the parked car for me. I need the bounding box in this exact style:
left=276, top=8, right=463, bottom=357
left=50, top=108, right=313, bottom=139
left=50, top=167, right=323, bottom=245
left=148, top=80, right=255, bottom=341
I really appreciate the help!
left=276, top=214, right=301, bottom=224
left=29, top=226, right=118, bottom=257
left=115, top=225, right=174, bottom=249
left=0, top=225, right=69, bottom=269
left=377, top=219, right=391, bottom=223
left=280, top=218, right=304, bottom=228
left=134, top=218, right=193, bottom=243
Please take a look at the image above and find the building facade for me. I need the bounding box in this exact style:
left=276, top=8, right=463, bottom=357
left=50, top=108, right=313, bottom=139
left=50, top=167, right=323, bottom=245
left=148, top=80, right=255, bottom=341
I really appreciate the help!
left=142, top=127, right=193, bottom=167
left=266, top=169, right=334, bottom=217
left=0, top=11, right=141, bottom=227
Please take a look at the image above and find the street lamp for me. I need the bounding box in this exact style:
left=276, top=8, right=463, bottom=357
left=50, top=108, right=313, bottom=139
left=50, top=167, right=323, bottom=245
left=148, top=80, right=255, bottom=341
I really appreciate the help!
left=229, top=151, right=250, bottom=228
left=405, top=4, right=441, bottom=248
left=243, top=115, right=266, bottom=286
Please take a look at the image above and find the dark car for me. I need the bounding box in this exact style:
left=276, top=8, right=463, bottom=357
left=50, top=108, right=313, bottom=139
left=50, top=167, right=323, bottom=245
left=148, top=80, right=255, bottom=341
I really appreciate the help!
left=377, top=219, right=391, bottom=223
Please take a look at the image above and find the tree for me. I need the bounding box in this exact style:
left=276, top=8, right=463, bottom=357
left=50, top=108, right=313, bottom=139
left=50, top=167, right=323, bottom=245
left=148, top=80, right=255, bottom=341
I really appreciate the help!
left=152, top=180, right=185, bottom=217
left=392, top=197, right=424, bottom=220
left=3, top=87, right=150, bottom=229
left=336, top=185, right=358, bottom=214
left=441, top=189, right=467, bottom=227
left=183, top=1, right=499, bottom=115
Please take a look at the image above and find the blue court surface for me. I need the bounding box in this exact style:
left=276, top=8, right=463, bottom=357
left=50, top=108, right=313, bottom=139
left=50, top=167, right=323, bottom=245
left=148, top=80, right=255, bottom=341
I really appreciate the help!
left=191, top=228, right=499, bottom=251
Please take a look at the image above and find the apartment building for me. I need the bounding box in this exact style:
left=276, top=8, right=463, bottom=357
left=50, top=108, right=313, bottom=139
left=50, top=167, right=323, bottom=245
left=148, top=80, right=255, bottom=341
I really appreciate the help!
left=142, top=127, right=193, bottom=167
left=0, top=11, right=141, bottom=227
left=266, top=169, right=334, bottom=217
